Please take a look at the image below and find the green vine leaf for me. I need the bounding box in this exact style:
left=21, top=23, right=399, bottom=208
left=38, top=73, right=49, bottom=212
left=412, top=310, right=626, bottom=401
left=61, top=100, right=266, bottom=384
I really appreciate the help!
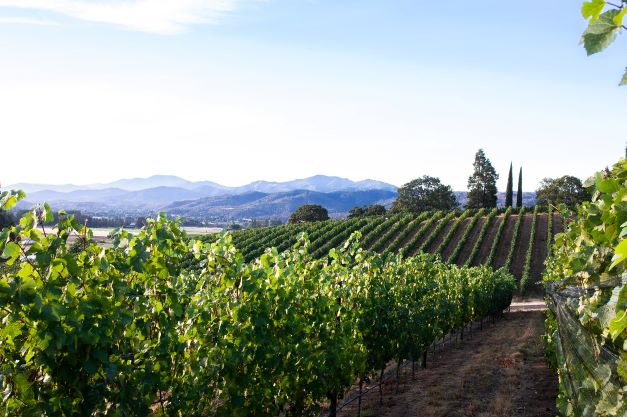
left=613, top=7, right=627, bottom=26
left=582, top=9, right=621, bottom=55
left=582, top=0, right=606, bottom=21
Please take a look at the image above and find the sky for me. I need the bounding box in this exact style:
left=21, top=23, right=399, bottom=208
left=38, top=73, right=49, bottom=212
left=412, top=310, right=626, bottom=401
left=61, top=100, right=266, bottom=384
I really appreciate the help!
left=0, top=0, right=624, bottom=191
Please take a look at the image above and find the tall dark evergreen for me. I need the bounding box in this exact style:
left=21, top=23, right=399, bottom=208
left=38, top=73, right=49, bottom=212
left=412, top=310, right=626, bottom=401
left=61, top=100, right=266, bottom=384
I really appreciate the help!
left=505, top=163, right=513, bottom=207
left=466, top=149, right=499, bottom=209
left=516, top=167, right=523, bottom=208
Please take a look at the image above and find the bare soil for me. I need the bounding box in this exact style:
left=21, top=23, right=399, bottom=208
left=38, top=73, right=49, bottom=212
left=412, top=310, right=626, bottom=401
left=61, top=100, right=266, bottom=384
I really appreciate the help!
left=552, top=214, right=563, bottom=237
left=472, top=215, right=501, bottom=266
left=398, top=220, right=427, bottom=249
left=405, top=219, right=444, bottom=257
left=379, top=217, right=419, bottom=252
left=441, top=218, right=471, bottom=262
left=454, top=217, right=486, bottom=266
left=528, top=214, right=548, bottom=297
left=338, top=310, right=557, bottom=417
left=492, top=215, right=516, bottom=269
left=511, top=214, right=531, bottom=279
left=425, top=218, right=457, bottom=253
left=365, top=221, right=398, bottom=250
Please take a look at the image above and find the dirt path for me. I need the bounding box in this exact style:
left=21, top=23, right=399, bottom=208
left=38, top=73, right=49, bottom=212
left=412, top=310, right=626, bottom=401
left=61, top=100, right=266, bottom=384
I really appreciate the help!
left=340, top=310, right=556, bottom=417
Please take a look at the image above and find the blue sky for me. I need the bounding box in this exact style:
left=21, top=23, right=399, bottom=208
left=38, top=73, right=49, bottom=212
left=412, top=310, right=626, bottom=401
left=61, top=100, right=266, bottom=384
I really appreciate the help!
left=0, top=0, right=624, bottom=191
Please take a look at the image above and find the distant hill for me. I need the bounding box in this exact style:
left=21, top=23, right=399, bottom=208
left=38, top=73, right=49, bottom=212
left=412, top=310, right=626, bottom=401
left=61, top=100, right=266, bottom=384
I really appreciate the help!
left=164, top=189, right=397, bottom=220
left=13, top=175, right=399, bottom=219
left=8, top=174, right=397, bottom=195
left=454, top=192, right=536, bottom=208
left=11, top=175, right=538, bottom=220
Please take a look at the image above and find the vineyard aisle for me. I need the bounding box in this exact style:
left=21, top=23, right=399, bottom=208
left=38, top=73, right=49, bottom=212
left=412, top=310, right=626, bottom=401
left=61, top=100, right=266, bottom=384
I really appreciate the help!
left=341, top=308, right=556, bottom=417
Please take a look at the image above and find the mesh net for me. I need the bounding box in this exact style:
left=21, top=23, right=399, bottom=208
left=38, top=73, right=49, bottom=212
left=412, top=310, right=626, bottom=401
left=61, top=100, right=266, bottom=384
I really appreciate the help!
left=546, top=278, right=626, bottom=417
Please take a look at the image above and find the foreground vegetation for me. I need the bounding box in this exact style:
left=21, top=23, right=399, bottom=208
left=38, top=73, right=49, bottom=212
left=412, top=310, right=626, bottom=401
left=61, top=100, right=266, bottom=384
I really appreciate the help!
left=543, top=156, right=627, bottom=416
left=0, top=189, right=514, bottom=416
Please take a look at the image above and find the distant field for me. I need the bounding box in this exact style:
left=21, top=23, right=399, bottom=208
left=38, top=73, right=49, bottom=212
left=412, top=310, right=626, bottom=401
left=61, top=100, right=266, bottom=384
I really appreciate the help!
left=42, top=226, right=222, bottom=248
left=43, top=226, right=222, bottom=237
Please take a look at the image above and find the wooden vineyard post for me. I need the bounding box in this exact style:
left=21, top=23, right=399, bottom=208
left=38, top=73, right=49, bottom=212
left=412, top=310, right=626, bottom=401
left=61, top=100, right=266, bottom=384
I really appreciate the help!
left=379, top=367, right=384, bottom=405
left=328, top=393, right=338, bottom=417
left=412, top=358, right=415, bottom=379
left=358, top=380, right=363, bottom=417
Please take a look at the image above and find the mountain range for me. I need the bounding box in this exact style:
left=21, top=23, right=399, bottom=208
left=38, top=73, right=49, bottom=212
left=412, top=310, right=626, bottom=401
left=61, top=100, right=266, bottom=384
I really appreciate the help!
left=9, top=175, right=397, bottom=195
left=8, top=175, right=537, bottom=221
left=10, top=175, right=399, bottom=220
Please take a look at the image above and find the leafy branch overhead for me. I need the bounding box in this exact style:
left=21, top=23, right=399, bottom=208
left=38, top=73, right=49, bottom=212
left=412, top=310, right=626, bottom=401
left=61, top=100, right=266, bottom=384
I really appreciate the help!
left=581, top=0, right=627, bottom=85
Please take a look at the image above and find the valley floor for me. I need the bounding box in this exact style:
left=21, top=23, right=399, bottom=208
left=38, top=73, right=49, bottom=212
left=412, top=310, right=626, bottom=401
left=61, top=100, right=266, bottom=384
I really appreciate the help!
left=338, top=307, right=557, bottom=417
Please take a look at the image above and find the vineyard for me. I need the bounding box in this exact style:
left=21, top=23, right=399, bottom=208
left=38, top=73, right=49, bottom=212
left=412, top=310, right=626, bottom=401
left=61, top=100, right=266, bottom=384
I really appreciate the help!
left=217, top=208, right=563, bottom=294
left=0, top=189, right=515, bottom=416
left=3, top=163, right=625, bottom=417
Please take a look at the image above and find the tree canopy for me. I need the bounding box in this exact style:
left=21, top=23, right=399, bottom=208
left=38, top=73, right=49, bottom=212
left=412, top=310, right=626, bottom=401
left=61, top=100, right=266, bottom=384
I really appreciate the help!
left=289, top=204, right=330, bottom=223
left=535, top=175, right=590, bottom=207
left=391, top=176, right=458, bottom=213
left=348, top=204, right=386, bottom=218
left=0, top=210, right=14, bottom=230
left=466, top=149, right=499, bottom=209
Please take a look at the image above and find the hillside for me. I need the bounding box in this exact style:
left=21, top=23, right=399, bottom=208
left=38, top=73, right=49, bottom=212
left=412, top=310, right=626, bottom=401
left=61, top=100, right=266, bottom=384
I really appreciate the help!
left=165, top=189, right=397, bottom=219
left=13, top=175, right=540, bottom=221
left=10, top=174, right=397, bottom=195
left=217, top=208, right=562, bottom=294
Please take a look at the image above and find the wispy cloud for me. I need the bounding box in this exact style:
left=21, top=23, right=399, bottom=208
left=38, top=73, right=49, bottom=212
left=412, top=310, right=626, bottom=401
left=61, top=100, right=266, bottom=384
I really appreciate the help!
left=0, top=16, right=59, bottom=26
left=0, top=0, right=244, bottom=34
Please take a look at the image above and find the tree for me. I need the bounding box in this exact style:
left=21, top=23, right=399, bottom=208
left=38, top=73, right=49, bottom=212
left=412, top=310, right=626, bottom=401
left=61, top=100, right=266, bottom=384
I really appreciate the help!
left=505, top=163, right=514, bottom=208
left=580, top=1, right=627, bottom=85
left=348, top=204, right=386, bottom=218
left=466, top=149, right=499, bottom=209
left=0, top=210, right=14, bottom=230
left=347, top=207, right=366, bottom=219
left=289, top=204, right=329, bottom=223
left=391, top=176, right=458, bottom=213
left=516, top=167, right=523, bottom=208
left=535, top=175, right=590, bottom=207
left=365, top=204, right=386, bottom=216
left=135, top=216, right=147, bottom=228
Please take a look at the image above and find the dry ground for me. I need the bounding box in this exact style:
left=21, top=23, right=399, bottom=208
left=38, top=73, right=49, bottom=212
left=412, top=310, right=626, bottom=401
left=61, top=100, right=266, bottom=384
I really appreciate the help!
left=338, top=309, right=556, bottom=417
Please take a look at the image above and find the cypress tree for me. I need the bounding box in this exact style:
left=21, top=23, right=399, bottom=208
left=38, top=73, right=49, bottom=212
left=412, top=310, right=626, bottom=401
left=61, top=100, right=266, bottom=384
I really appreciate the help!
left=516, top=167, right=523, bottom=208
left=505, top=163, right=513, bottom=207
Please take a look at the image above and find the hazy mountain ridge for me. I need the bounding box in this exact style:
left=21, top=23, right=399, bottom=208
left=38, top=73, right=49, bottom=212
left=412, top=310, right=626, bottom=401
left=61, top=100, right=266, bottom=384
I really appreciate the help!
left=12, top=175, right=400, bottom=220
left=10, top=175, right=537, bottom=221
left=165, top=190, right=398, bottom=220
left=9, top=174, right=398, bottom=195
